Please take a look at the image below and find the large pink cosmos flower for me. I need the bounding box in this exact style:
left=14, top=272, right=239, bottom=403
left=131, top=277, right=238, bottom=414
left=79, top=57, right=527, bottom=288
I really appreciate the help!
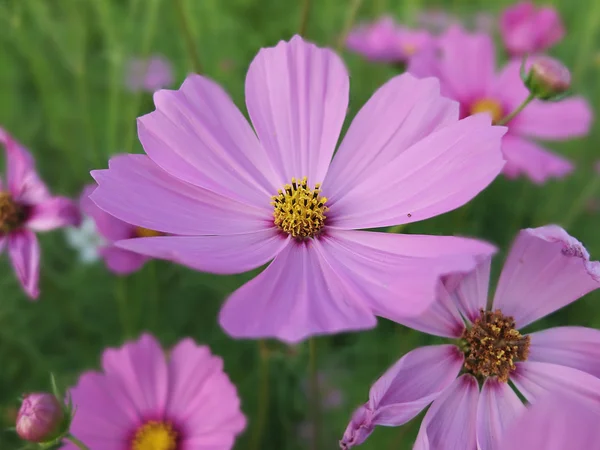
left=0, top=128, right=80, bottom=299
left=340, top=225, right=600, bottom=449
left=91, top=35, right=506, bottom=343
left=80, top=184, right=163, bottom=274
left=62, top=334, right=246, bottom=450
left=409, top=26, right=592, bottom=184
left=500, top=2, right=565, bottom=57
left=126, top=55, right=174, bottom=93
left=346, top=17, right=434, bottom=63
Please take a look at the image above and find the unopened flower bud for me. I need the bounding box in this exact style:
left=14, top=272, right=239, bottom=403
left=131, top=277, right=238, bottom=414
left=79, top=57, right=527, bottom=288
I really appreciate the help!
left=524, top=56, right=571, bottom=101
left=16, top=393, right=64, bottom=442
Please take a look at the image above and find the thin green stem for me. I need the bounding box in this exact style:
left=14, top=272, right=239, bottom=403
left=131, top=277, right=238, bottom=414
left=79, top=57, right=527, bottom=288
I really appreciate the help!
left=308, top=338, right=320, bottom=450
left=249, top=341, right=270, bottom=450
left=116, top=276, right=132, bottom=338
left=298, top=0, right=311, bottom=37
left=67, top=434, right=91, bottom=450
left=173, top=0, right=203, bottom=74
left=497, top=93, right=534, bottom=126
left=149, top=261, right=160, bottom=330
left=336, top=0, right=363, bottom=53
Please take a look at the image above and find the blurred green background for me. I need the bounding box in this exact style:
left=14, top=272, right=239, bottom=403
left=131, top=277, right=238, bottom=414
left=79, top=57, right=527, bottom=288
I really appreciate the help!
left=0, top=0, right=599, bottom=448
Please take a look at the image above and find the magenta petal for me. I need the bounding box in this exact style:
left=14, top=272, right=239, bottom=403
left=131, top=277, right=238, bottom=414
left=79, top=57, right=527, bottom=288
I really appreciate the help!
left=527, top=326, right=600, bottom=379
left=501, top=135, right=573, bottom=184
left=327, top=114, right=506, bottom=229
left=99, top=246, right=148, bottom=275
left=116, top=229, right=289, bottom=275
left=166, top=339, right=246, bottom=442
left=476, top=378, right=525, bottom=450
left=443, top=257, right=491, bottom=324
left=26, top=196, right=81, bottom=231
left=245, top=35, right=348, bottom=184
left=139, top=75, right=278, bottom=206
left=219, top=241, right=376, bottom=343
left=80, top=184, right=134, bottom=242
left=413, top=374, right=479, bottom=450
left=91, top=154, right=272, bottom=236
left=324, top=74, right=458, bottom=201
left=8, top=230, right=40, bottom=300
left=492, top=226, right=600, bottom=328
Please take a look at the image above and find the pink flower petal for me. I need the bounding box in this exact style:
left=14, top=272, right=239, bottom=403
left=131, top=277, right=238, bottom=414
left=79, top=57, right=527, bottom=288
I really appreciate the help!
left=80, top=184, right=134, bottom=242
left=91, top=154, right=272, bottom=236
left=26, top=196, right=81, bottom=231
left=500, top=135, right=573, bottom=184
left=8, top=230, right=40, bottom=300
left=490, top=60, right=531, bottom=114
left=99, top=246, right=148, bottom=275
left=139, top=75, right=278, bottom=206
left=219, top=241, right=376, bottom=343
left=492, top=226, right=600, bottom=328
left=443, top=256, right=491, bottom=324
left=245, top=35, right=348, bottom=185
left=414, top=374, right=479, bottom=450
left=326, top=114, right=505, bottom=229
left=323, top=74, right=458, bottom=203
left=166, top=339, right=246, bottom=442
left=528, top=326, right=600, bottom=378
left=341, top=345, right=463, bottom=448
left=511, top=361, right=600, bottom=409
left=116, top=228, right=289, bottom=274
left=476, top=378, right=525, bottom=450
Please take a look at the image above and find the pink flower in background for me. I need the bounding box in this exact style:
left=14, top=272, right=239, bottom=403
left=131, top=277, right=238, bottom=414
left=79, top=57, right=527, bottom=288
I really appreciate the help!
left=79, top=183, right=163, bottom=275
left=62, top=334, right=246, bottom=450
left=500, top=2, right=565, bottom=56
left=0, top=128, right=80, bottom=299
left=346, top=17, right=434, bottom=63
left=409, top=26, right=592, bottom=183
left=416, top=9, right=458, bottom=34
left=341, top=225, right=600, bottom=449
left=126, top=55, right=174, bottom=92
left=91, top=35, right=505, bottom=343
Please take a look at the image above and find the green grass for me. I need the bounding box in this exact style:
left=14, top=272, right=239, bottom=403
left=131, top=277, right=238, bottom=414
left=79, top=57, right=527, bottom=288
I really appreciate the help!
left=1, top=0, right=599, bottom=448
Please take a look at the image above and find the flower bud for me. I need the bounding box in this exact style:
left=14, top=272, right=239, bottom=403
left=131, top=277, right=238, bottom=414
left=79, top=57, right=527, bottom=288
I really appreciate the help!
left=16, top=393, right=64, bottom=442
left=524, top=56, right=571, bottom=101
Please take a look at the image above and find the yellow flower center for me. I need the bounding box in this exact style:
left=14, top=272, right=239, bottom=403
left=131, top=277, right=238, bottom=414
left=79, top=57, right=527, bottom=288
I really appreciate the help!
left=271, top=177, right=328, bottom=239
left=470, top=98, right=504, bottom=124
left=0, top=191, right=25, bottom=233
left=402, top=42, right=417, bottom=56
left=135, top=227, right=164, bottom=238
left=131, top=421, right=178, bottom=450
left=461, top=309, right=530, bottom=383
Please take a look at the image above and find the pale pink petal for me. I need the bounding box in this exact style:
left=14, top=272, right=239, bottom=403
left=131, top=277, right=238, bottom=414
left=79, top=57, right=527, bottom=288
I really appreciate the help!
left=116, top=228, right=289, bottom=274
left=91, top=154, right=272, bottom=236
left=476, top=378, right=525, bottom=450
left=166, top=339, right=246, bottom=443
left=80, top=184, right=134, bottom=242
left=414, top=374, right=479, bottom=450
left=245, top=35, right=348, bottom=184
left=8, top=230, right=40, bottom=300
left=500, top=135, right=573, bottom=184
left=219, top=241, right=376, bottom=343
left=26, top=196, right=81, bottom=231
left=492, top=226, right=600, bottom=328
left=99, top=246, right=147, bottom=275
left=443, top=257, right=491, bottom=324
left=490, top=60, right=530, bottom=114
left=535, top=7, right=565, bottom=49
left=528, top=326, right=600, bottom=378
left=346, top=17, right=405, bottom=62
left=318, top=230, right=496, bottom=326
left=327, top=114, right=505, bottom=229
left=340, top=345, right=463, bottom=449
left=100, top=334, right=168, bottom=416
left=139, top=75, right=278, bottom=206
left=511, top=97, right=593, bottom=140
left=323, top=74, right=458, bottom=202
left=511, top=361, right=600, bottom=410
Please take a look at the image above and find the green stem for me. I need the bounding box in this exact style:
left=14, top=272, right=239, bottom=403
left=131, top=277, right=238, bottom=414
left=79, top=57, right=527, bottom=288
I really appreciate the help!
left=336, top=0, right=363, bottom=53
left=249, top=341, right=270, bottom=450
left=308, top=338, right=320, bottom=450
left=497, top=94, right=534, bottom=126
left=173, top=0, right=203, bottom=74
left=388, top=224, right=406, bottom=234
left=67, top=434, right=91, bottom=450
left=298, top=0, right=311, bottom=37
left=116, top=276, right=132, bottom=338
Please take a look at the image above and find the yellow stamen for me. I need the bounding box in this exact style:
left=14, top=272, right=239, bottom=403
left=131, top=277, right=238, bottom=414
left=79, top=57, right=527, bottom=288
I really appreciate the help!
left=470, top=98, right=504, bottom=124
left=135, top=227, right=164, bottom=238
left=131, top=421, right=178, bottom=450
left=0, top=191, right=25, bottom=233
left=402, top=42, right=417, bottom=56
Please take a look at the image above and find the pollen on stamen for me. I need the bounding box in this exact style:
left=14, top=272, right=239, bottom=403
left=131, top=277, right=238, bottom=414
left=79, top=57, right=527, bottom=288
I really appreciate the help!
left=271, top=176, right=328, bottom=239
left=0, top=191, right=26, bottom=233
left=131, top=420, right=178, bottom=450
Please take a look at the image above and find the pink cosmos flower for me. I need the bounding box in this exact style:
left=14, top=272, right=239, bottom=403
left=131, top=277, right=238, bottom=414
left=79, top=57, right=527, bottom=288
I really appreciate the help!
left=62, top=334, right=246, bottom=450
left=0, top=128, right=80, bottom=299
left=409, top=26, right=592, bottom=183
left=340, top=225, right=600, bottom=449
left=346, top=17, right=434, bottom=63
left=80, top=183, right=163, bottom=274
left=126, top=55, right=174, bottom=93
left=500, top=2, right=565, bottom=57
left=90, top=35, right=506, bottom=343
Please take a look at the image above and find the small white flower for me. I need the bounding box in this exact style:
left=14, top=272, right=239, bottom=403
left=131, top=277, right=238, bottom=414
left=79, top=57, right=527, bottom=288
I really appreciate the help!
left=64, top=215, right=106, bottom=264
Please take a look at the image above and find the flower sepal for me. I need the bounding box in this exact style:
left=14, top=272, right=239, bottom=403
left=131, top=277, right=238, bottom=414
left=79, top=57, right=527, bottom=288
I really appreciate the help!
left=521, top=55, right=572, bottom=102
